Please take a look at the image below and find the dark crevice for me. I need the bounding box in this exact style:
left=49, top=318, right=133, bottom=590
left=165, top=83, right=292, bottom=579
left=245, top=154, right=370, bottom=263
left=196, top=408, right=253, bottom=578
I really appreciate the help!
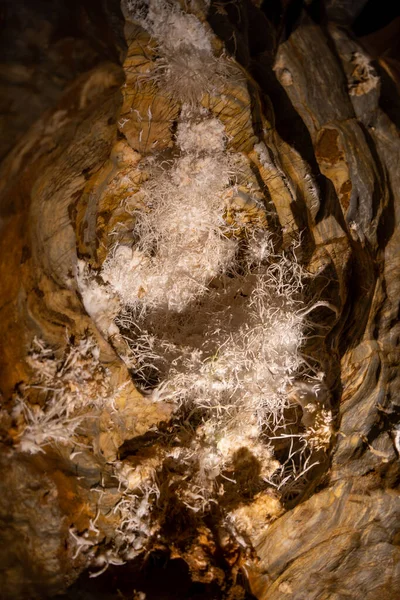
left=353, top=0, right=400, bottom=36
left=56, top=551, right=255, bottom=600
left=334, top=244, right=377, bottom=356
left=376, top=63, right=400, bottom=130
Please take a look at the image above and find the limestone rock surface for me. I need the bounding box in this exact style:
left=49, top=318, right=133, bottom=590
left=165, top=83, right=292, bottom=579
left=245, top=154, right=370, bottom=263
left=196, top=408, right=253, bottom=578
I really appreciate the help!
left=0, top=1, right=399, bottom=599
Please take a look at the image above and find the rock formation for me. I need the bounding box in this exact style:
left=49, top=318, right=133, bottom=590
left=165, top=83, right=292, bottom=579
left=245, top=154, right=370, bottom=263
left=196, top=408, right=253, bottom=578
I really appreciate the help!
left=0, top=1, right=399, bottom=598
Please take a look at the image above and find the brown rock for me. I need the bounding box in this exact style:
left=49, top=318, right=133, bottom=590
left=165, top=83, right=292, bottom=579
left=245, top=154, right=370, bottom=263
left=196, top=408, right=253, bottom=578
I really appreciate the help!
left=0, top=1, right=399, bottom=599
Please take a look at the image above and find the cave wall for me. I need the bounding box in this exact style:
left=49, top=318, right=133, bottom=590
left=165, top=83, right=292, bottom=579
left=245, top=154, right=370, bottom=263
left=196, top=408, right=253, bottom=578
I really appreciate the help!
left=0, top=1, right=399, bottom=598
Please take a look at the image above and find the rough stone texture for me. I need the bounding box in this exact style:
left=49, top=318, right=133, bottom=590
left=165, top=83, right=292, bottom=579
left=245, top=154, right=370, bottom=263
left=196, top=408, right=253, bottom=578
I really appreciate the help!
left=0, top=1, right=399, bottom=599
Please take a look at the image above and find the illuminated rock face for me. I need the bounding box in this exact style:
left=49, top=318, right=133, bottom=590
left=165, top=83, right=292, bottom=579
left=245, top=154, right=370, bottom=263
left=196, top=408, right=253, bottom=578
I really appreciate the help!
left=0, top=1, right=399, bottom=599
